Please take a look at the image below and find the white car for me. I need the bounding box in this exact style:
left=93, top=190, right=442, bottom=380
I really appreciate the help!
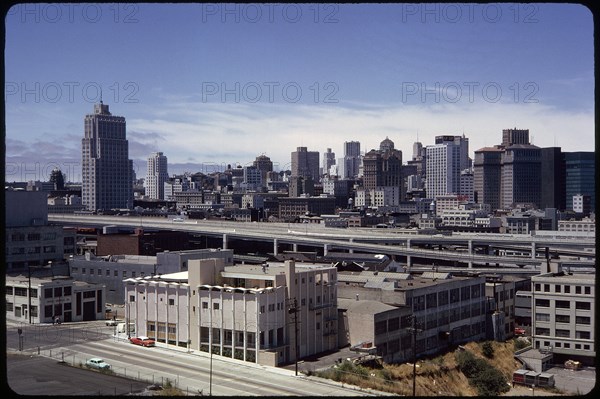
left=86, top=358, right=111, bottom=370
left=106, top=318, right=123, bottom=326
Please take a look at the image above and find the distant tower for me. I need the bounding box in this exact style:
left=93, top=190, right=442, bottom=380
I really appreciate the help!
left=146, top=152, right=169, bottom=200
left=322, top=148, right=336, bottom=176
left=291, top=146, right=320, bottom=182
left=81, top=102, right=133, bottom=210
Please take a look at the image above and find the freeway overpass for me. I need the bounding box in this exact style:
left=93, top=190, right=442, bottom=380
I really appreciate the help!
left=49, top=214, right=595, bottom=269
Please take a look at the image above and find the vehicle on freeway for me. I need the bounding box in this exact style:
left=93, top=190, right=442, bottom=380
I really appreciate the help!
left=85, top=358, right=111, bottom=370
left=129, top=336, right=156, bottom=347
left=106, top=318, right=123, bottom=326
left=172, top=217, right=184, bottom=222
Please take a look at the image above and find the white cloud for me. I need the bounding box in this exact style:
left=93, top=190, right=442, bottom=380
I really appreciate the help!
left=127, top=99, right=595, bottom=168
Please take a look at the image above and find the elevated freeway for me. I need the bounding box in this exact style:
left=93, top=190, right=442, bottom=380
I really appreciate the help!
left=50, top=214, right=595, bottom=269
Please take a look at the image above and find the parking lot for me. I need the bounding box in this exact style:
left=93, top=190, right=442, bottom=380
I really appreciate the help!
left=547, top=365, right=596, bottom=395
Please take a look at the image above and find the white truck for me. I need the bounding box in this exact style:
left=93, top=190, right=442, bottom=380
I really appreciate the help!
left=116, top=322, right=135, bottom=334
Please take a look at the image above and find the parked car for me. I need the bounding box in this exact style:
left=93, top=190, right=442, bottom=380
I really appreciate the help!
left=514, top=327, right=527, bottom=335
left=86, top=358, right=111, bottom=370
left=129, top=336, right=156, bottom=347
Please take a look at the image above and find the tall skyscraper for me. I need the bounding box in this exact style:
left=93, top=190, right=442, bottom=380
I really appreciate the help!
left=291, top=146, right=320, bottom=182
left=145, top=152, right=169, bottom=200
left=564, top=152, right=595, bottom=212
left=540, top=147, right=566, bottom=210
left=81, top=102, right=133, bottom=211
left=338, top=141, right=361, bottom=179
left=500, top=143, right=541, bottom=209
left=322, top=148, right=336, bottom=176
left=426, top=135, right=469, bottom=199
left=362, top=137, right=403, bottom=201
left=473, top=146, right=503, bottom=210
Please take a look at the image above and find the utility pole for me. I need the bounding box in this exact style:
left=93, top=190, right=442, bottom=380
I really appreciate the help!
left=288, top=298, right=299, bottom=376
left=409, top=315, right=422, bottom=397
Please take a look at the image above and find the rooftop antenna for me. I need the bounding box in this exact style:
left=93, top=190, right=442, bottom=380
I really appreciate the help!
left=100, top=88, right=103, bottom=104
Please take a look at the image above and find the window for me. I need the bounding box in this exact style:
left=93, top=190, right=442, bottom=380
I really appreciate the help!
left=106, top=269, right=110, bottom=276
left=535, top=327, right=550, bottom=336
left=543, top=284, right=550, bottom=292
left=535, top=299, right=550, bottom=307
left=202, top=301, right=208, bottom=309
left=576, top=316, right=591, bottom=325
left=554, top=285, right=561, bottom=293
left=97, top=269, right=102, bottom=275
left=63, top=286, right=71, bottom=296
left=576, top=331, right=591, bottom=340
left=260, top=305, right=265, bottom=314
left=90, top=268, right=94, bottom=275
left=576, top=286, right=581, bottom=294
left=213, top=302, right=219, bottom=310
left=129, top=295, right=135, bottom=302
left=584, top=286, right=591, bottom=295
left=555, top=300, right=570, bottom=309
left=534, top=283, right=540, bottom=292
left=555, top=329, right=570, bottom=338
left=555, top=314, right=570, bottom=323
left=122, top=271, right=127, bottom=278
left=169, top=298, right=175, bottom=306
left=114, top=270, right=118, bottom=277
left=131, top=271, right=136, bottom=278
left=575, top=302, right=591, bottom=310
left=564, top=286, right=570, bottom=294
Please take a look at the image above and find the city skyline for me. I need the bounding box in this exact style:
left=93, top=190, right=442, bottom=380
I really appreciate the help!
left=5, top=3, right=595, bottom=182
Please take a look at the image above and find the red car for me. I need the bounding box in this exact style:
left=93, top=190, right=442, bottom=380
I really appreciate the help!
left=514, top=327, right=527, bottom=335
left=129, top=336, right=155, bottom=347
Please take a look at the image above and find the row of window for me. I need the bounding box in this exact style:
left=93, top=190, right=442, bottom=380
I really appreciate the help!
left=535, top=313, right=591, bottom=324
left=73, top=267, right=143, bottom=279
left=538, top=340, right=592, bottom=351
left=10, top=233, right=57, bottom=242
left=5, top=286, right=73, bottom=298
left=535, top=328, right=591, bottom=340
left=535, top=299, right=591, bottom=310
left=412, top=284, right=484, bottom=311
left=534, top=283, right=592, bottom=295
left=10, top=246, right=57, bottom=255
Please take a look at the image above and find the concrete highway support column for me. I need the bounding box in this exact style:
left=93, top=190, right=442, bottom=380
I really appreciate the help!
left=468, top=240, right=473, bottom=268
left=273, top=238, right=278, bottom=257
left=324, top=244, right=329, bottom=257
left=222, top=234, right=228, bottom=250
left=349, top=238, right=354, bottom=254
left=406, top=255, right=412, bottom=270
left=293, top=243, right=298, bottom=252
left=531, top=242, right=536, bottom=259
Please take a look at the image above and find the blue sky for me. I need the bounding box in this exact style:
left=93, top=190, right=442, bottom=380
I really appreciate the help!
left=4, top=3, right=595, bottom=182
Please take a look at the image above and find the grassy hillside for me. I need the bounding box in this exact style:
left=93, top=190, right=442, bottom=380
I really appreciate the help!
left=314, top=340, right=531, bottom=396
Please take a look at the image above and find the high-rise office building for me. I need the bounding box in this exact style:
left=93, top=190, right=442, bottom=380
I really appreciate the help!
left=363, top=138, right=403, bottom=199
left=473, top=146, right=503, bottom=211
left=426, top=135, right=469, bottom=199
left=500, top=143, right=541, bottom=209
left=291, top=147, right=320, bottom=182
left=502, top=128, right=530, bottom=147
left=81, top=102, right=133, bottom=211
left=145, top=152, right=169, bottom=200
left=337, top=141, right=361, bottom=179
left=322, top=148, right=336, bottom=177
left=253, top=154, right=273, bottom=185
left=564, top=152, right=595, bottom=212
left=540, top=147, right=566, bottom=210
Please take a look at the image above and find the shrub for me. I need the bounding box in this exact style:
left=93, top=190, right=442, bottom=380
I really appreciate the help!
left=482, top=342, right=495, bottom=359
left=455, top=349, right=508, bottom=396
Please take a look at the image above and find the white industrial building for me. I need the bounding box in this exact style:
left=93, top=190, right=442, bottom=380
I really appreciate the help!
left=124, top=259, right=338, bottom=367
